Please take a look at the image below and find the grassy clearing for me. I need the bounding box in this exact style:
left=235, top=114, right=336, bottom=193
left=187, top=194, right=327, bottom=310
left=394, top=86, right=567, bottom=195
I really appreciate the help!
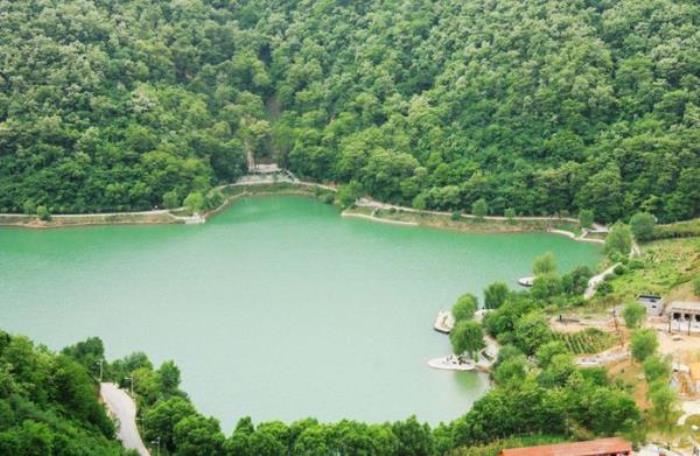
left=556, top=328, right=619, bottom=355
left=653, top=218, right=700, bottom=240
left=590, top=237, right=700, bottom=309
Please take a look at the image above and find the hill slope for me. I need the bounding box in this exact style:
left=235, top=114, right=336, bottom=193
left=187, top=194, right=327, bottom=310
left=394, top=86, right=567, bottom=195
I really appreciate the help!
left=1, top=0, right=698, bottom=222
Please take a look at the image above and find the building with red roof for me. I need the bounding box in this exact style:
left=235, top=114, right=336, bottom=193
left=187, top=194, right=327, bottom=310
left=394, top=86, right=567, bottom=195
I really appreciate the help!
left=499, top=437, right=632, bottom=456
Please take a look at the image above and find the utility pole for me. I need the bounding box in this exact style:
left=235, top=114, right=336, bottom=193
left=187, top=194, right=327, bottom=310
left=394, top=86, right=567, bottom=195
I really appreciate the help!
left=125, top=377, right=134, bottom=397
left=151, top=436, right=161, bottom=456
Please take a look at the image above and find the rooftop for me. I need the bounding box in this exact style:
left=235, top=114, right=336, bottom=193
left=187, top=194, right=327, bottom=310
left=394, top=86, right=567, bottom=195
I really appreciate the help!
left=500, top=437, right=632, bottom=456
left=637, top=294, right=662, bottom=303
left=668, top=301, right=700, bottom=313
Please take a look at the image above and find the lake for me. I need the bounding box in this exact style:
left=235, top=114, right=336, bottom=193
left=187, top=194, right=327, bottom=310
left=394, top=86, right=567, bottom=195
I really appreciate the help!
left=0, top=196, right=601, bottom=430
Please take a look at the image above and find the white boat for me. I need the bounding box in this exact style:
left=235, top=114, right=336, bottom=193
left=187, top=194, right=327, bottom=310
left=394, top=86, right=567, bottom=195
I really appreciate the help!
left=427, top=355, right=475, bottom=371
left=517, top=276, right=535, bottom=287
left=433, top=310, right=455, bottom=334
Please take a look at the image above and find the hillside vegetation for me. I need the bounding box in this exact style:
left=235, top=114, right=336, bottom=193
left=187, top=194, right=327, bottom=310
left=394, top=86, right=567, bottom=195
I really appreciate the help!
left=0, top=261, right=648, bottom=455
left=0, top=331, right=124, bottom=454
left=1, top=0, right=698, bottom=222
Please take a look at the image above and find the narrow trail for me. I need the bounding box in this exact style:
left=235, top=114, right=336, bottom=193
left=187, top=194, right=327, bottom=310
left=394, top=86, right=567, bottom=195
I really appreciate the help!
left=100, top=383, right=149, bottom=456
left=584, top=263, right=620, bottom=299
left=341, top=211, right=418, bottom=226
left=354, top=197, right=583, bottom=224
left=548, top=228, right=605, bottom=245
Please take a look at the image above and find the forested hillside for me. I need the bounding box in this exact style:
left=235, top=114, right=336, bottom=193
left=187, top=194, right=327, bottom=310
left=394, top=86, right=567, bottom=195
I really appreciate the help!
left=0, top=331, right=124, bottom=454
left=1, top=0, right=698, bottom=222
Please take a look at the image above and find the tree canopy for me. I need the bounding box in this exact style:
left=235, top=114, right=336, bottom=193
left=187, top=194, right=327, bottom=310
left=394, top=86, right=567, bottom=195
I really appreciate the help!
left=1, top=0, right=698, bottom=224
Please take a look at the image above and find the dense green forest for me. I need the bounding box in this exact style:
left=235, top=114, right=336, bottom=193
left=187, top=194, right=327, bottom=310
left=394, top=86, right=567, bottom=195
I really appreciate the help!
left=1, top=0, right=698, bottom=221
left=0, top=331, right=124, bottom=454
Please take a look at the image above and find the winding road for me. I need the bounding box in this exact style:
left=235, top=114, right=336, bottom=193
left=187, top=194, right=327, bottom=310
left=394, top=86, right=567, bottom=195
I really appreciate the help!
left=100, top=383, right=150, bottom=456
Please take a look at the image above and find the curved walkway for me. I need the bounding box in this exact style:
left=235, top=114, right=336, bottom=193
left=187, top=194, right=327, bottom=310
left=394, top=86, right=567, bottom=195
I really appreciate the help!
left=548, top=228, right=605, bottom=245
left=341, top=212, right=418, bottom=226
left=677, top=400, right=700, bottom=426
left=354, top=198, right=583, bottom=224
left=100, top=383, right=149, bottom=456
left=584, top=263, right=620, bottom=299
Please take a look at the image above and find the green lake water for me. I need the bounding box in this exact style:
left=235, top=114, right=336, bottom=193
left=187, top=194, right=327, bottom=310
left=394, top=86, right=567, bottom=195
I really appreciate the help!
left=0, top=196, right=601, bottom=429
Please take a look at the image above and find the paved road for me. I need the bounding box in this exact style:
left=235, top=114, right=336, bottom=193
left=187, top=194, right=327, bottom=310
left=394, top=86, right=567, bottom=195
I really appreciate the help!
left=100, top=383, right=150, bottom=456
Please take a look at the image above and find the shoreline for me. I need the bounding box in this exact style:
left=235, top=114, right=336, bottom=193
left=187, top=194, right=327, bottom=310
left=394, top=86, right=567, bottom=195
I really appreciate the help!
left=0, top=174, right=605, bottom=244
left=341, top=204, right=596, bottom=242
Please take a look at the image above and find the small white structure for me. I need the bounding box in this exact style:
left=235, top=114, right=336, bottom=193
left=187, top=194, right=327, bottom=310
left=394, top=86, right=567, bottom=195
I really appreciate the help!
left=638, top=294, right=664, bottom=316
left=668, top=301, right=700, bottom=333
left=250, top=163, right=281, bottom=174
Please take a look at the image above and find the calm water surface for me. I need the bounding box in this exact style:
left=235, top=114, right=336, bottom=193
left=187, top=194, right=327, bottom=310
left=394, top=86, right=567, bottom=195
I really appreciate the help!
left=0, top=196, right=600, bottom=429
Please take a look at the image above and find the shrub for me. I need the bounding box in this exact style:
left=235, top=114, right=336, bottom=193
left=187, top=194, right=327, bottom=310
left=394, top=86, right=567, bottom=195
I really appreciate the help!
left=37, top=205, right=51, bottom=221
left=622, top=301, right=646, bottom=329
left=631, top=329, right=658, bottom=363
left=595, top=281, right=613, bottom=296
left=484, top=282, right=509, bottom=309
left=412, top=193, right=427, bottom=210
left=532, top=274, right=563, bottom=300
left=533, top=252, right=556, bottom=276
left=319, top=192, right=335, bottom=204
left=451, top=211, right=461, bottom=221
left=604, top=223, right=632, bottom=258
left=204, top=191, right=224, bottom=210
left=629, top=212, right=656, bottom=241
left=504, top=208, right=516, bottom=224
left=579, top=209, right=594, bottom=229
left=453, top=294, right=478, bottom=321
left=336, top=181, right=362, bottom=208
left=613, top=265, right=627, bottom=275
left=472, top=198, right=488, bottom=220
left=183, top=192, right=205, bottom=213
left=22, top=199, right=36, bottom=215
left=162, top=190, right=180, bottom=209
left=628, top=259, right=645, bottom=270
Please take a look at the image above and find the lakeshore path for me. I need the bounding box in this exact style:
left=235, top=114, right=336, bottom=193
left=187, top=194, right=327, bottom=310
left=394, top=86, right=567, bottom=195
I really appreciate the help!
left=548, top=228, right=605, bottom=245
left=354, top=197, right=586, bottom=224
left=584, top=263, right=620, bottom=299
left=100, top=383, right=149, bottom=456
left=341, top=211, right=418, bottom=226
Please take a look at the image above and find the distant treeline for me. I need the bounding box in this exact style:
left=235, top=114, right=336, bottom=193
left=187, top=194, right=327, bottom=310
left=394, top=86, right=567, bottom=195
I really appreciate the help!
left=1, top=0, right=698, bottom=223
